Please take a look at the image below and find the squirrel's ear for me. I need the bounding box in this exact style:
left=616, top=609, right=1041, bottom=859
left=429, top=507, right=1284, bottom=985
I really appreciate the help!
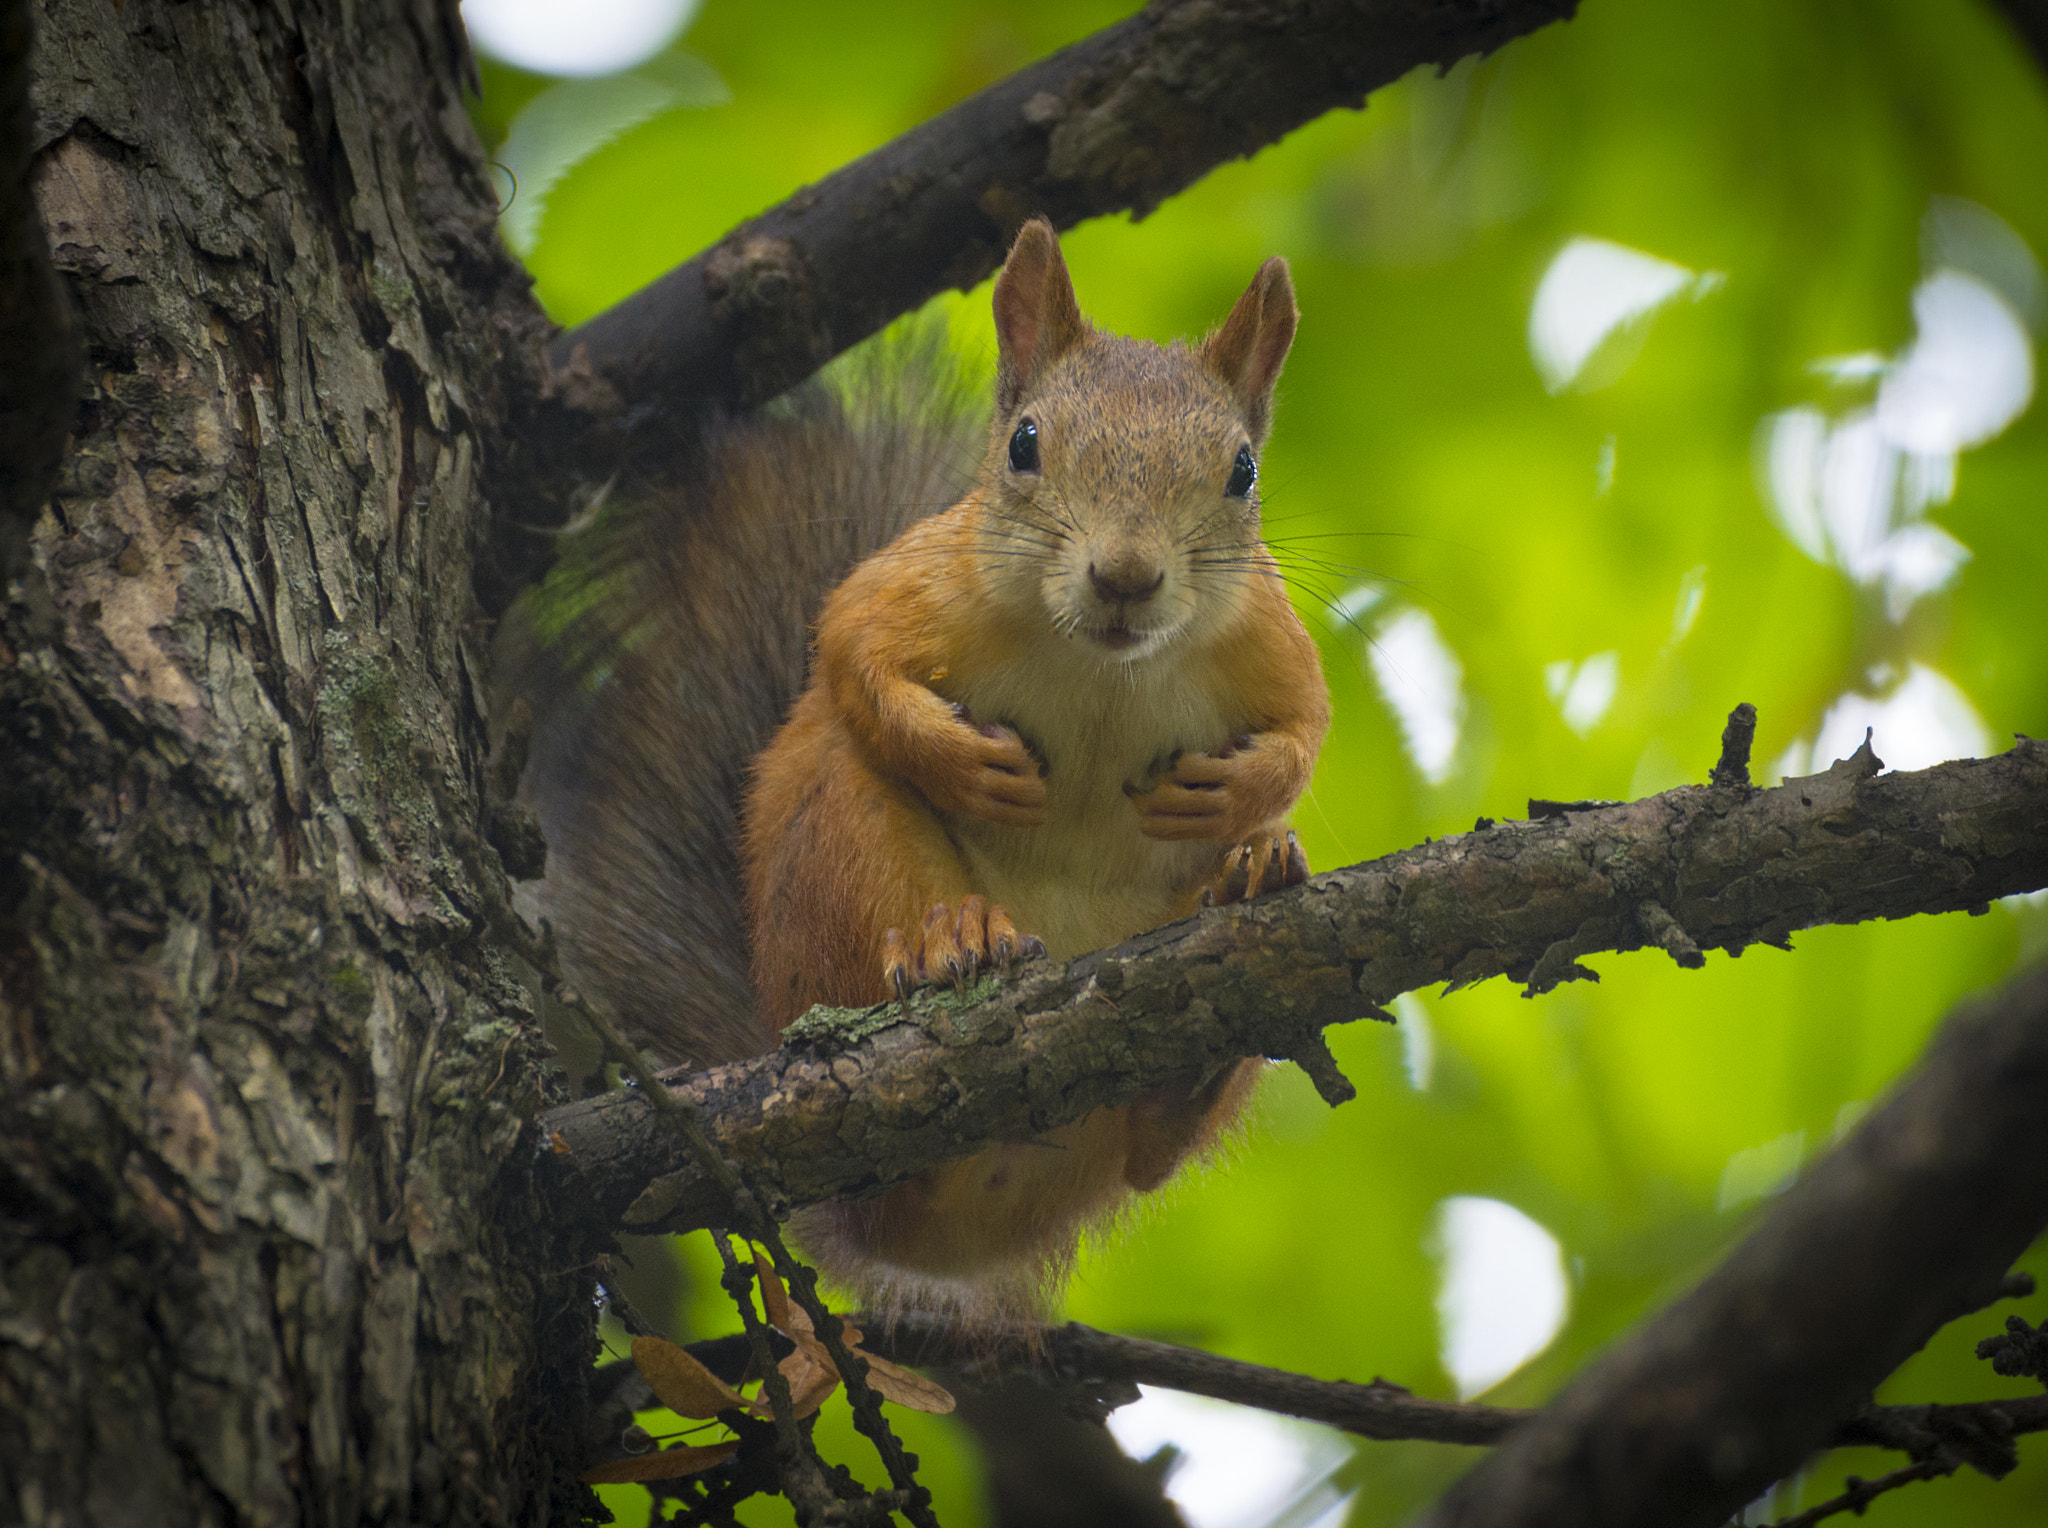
left=993, top=218, right=1086, bottom=412
left=1201, top=257, right=1297, bottom=441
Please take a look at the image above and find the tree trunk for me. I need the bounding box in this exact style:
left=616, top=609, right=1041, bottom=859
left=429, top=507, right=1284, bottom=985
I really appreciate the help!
left=0, top=1, right=575, bottom=1523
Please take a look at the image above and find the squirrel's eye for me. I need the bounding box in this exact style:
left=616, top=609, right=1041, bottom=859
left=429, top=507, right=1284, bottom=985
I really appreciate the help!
left=1008, top=418, right=1040, bottom=474
left=1226, top=445, right=1257, bottom=498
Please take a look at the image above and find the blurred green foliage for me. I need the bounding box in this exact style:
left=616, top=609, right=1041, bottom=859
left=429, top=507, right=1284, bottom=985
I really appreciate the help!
left=475, top=0, right=2048, bottom=1521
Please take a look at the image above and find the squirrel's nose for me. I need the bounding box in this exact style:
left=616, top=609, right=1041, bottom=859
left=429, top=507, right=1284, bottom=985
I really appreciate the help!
left=1088, top=559, right=1164, bottom=605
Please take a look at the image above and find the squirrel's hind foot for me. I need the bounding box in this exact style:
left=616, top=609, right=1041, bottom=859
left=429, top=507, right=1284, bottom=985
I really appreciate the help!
left=1202, top=829, right=1309, bottom=907
left=884, top=895, right=1045, bottom=1000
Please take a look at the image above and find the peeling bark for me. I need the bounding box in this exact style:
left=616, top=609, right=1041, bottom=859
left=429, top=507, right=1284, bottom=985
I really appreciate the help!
left=541, top=739, right=2048, bottom=1241
left=0, top=2, right=579, bottom=1523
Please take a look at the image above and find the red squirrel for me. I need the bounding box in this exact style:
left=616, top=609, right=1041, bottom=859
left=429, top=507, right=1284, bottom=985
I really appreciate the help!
left=503, top=220, right=1329, bottom=1322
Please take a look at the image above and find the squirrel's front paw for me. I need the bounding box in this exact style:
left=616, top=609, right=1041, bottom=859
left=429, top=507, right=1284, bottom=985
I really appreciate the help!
left=1203, top=830, right=1310, bottom=906
left=1127, top=734, right=1262, bottom=841
left=920, top=707, right=1047, bottom=827
left=881, top=896, right=1046, bottom=998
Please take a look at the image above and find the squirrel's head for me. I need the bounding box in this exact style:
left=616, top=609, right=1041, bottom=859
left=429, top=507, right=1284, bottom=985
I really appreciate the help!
left=976, top=219, right=1297, bottom=664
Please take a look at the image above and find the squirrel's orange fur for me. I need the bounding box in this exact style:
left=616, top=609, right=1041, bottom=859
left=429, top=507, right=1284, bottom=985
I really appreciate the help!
left=743, top=221, right=1331, bottom=1320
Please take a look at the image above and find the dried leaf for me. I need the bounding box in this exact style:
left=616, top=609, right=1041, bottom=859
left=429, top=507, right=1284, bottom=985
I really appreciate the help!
left=749, top=1347, right=841, bottom=1421
left=791, top=1328, right=861, bottom=1375
left=752, top=1246, right=794, bottom=1336
left=787, top=1365, right=839, bottom=1420
left=858, top=1353, right=957, bottom=1415
left=579, top=1439, right=740, bottom=1484
left=632, top=1335, right=745, bottom=1419
left=748, top=1348, right=819, bottom=1415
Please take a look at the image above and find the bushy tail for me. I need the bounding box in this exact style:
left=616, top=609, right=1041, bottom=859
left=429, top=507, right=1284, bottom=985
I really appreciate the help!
left=497, top=324, right=986, bottom=1067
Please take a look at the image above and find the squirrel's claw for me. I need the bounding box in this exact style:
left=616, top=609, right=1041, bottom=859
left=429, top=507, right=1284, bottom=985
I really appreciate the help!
left=1280, top=829, right=1310, bottom=888
left=1219, top=845, right=1254, bottom=903
left=884, top=898, right=1042, bottom=1002
left=985, top=902, right=1019, bottom=966
left=1207, top=830, right=1308, bottom=907
left=956, top=895, right=991, bottom=984
left=883, top=928, right=915, bottom=1005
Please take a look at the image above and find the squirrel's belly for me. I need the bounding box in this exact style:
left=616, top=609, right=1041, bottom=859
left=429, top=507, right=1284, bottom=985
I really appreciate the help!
left=950, top=645, right=1236, bottom=956
left=951, top=810, right=1216, bottom=960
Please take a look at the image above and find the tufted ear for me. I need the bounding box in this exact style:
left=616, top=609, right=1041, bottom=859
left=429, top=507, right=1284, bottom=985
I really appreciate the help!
left=992, top=218, right=1087, bottom=412
left=1200, top=256, right=1297, bottom=442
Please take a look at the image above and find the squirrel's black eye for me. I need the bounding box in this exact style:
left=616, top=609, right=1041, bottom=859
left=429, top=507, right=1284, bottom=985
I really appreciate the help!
left=1226, top=445, right=1257, bottom=498
left=1008, top=418, right=1040, bottom=474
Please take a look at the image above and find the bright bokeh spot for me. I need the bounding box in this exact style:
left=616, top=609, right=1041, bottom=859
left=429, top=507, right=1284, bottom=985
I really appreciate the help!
left=1106, top=1388, right=1351, bottom=1528
left=1527, top=236, right=1721, bottom=391
left=1367, top=608, right=1466, bottom=785
left=1812, top=662, right=1994, bottom=774
left=1544, top=650, right=1620, bottom=735
left=1878, top=270, right=2035, bottom=453
left=1757, top=200, right=2039, bottom=625
left=1395, top=991, right=1436, bottom=1091
left=494, top=56, right=727, bottom=255
left=462, top=0, right=701, bottom=76
left=1718, top=1130, right=1808, bottom=1211
left=1432, top=1197, right=1571, bottom=1399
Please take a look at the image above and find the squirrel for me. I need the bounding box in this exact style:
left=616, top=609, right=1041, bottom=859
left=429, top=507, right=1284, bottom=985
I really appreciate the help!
left=501, top=219, right=1331, bottom=1323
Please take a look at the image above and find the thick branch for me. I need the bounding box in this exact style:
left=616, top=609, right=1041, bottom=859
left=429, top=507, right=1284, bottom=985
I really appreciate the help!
left=535, top=0, right=1577, bottom=425
left=1417, top=961, right=2048, bottom=1528
left=1988, top=0, right=2048, bottom=80
left=0, top=0, right=79, bottom=546
left=540, top=736, right=2048, bottom=1240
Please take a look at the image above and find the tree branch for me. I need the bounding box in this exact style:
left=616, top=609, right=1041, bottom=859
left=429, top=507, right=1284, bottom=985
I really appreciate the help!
left=0, top=0, right=80, bottom=554
left=1987, top=0, right=2048, bottom=80
left=539, top=730, right=2048, bottom=1241
left=506, top=0, right=1577, bottom=504
left=852, top=1313, right=2048, bottom=1460
left=1415, top=960, right=2048, bottom=1528
left=546, top=0, right=1577, bottom=418
left=870, top=1317, right=1527, bottom=1446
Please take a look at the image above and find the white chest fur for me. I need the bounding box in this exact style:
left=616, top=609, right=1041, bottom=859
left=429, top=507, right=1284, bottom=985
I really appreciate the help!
left=944, top=640, right=1236, bottom=959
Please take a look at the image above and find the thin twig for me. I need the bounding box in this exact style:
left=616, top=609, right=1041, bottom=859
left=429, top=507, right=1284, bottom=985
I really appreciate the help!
left=1760, top=1461, right=1950, bottom=1528
left=857, top=1315, right=2048, bottom=1458
left=710, top=1231, right=840, bottom=1520
left=562, top=980, right=939, bottom=1526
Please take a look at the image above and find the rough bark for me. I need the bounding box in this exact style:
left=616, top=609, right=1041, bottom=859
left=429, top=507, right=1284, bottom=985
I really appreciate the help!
left=0, top=2, right=577, bottom=1524
left=541, top=738, right=2048, bottom=1240
left=487, top=0, right=1582, bottom=602
left=0, top=0, right=79, bottom=552
left=1417, top=962, right=2048, bottom=1528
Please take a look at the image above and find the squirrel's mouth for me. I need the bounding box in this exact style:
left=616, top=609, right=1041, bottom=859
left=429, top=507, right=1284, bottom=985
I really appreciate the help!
left=1092, top=623, right=1144, bottom=651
